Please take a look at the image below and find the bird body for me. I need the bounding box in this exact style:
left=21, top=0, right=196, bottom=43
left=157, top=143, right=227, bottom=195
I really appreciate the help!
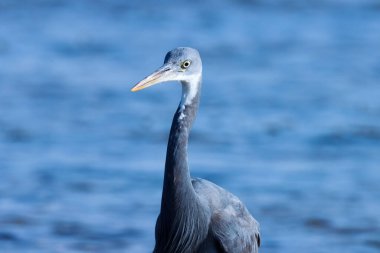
left=132, top=47, right=260, bottom=253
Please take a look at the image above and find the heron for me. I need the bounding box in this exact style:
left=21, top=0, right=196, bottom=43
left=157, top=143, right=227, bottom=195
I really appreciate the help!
left=131, top=47, right=260, bottom=253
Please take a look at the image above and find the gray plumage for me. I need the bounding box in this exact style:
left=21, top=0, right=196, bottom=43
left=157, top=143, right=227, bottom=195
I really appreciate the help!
left=132, top=47, right=260, bottom=253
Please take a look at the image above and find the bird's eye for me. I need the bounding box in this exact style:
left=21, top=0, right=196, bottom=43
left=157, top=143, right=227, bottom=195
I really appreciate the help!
left=181, top=60, right=191, bottom=69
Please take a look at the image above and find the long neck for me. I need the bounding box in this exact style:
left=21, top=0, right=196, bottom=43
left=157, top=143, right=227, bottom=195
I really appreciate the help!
left=161, top=79, right=201, bottom=212
left=155, top=77, right=210, bottom=253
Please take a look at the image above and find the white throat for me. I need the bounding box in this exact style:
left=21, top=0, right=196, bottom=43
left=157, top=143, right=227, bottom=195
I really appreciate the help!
left=179, top=73, right=201, bottom=108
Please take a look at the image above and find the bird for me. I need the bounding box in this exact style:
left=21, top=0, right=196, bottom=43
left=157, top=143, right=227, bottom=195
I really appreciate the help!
left=131, top=47, right=260, bottom=253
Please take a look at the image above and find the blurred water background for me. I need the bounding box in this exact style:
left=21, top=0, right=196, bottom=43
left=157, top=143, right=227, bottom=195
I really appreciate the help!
left=1, top=0, right=380, bottom=252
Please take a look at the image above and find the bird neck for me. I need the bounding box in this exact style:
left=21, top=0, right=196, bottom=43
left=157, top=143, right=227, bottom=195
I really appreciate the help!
left=161, top=77, right=201, bottom=212
left=155, top=76, right=210, bottom=253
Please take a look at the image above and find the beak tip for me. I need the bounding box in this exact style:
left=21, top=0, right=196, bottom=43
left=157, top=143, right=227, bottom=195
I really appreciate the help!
left=131, top=86, right=139, bottom=92
left=131, top=66, right=169, bottom=93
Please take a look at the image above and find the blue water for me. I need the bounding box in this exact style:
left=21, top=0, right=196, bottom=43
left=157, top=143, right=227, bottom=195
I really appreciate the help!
left=1, top=1, right=380, bottom=252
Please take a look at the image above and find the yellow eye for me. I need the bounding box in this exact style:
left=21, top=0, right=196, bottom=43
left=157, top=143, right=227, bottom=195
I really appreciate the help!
left=181, top=60, right=191, bottom=69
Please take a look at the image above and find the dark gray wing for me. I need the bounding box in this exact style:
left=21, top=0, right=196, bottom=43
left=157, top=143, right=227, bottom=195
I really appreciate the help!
left=210, top=195, right=260, bottom=253
left=192, top=178, right=260, bottom=253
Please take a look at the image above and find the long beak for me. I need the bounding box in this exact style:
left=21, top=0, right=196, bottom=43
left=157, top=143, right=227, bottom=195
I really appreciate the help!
left=131, top=65, right=172, bottom=92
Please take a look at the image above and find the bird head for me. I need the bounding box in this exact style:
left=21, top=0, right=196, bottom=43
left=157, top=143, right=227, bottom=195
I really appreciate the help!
left=131, top=47, right=202, bottom=92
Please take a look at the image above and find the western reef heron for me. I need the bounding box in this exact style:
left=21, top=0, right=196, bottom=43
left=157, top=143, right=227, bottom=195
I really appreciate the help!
left=131, top=47, right=260, bottom=253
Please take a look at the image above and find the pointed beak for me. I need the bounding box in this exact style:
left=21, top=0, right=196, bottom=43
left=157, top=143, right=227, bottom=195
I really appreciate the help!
left=131, top=65, right=173, bottom=92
